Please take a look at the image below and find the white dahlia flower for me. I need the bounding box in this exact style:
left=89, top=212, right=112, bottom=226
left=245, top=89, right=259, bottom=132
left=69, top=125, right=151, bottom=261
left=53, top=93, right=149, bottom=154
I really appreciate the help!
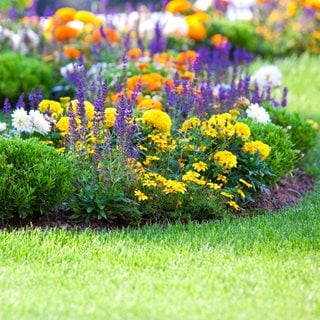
left=251, top=65, right=282, bottom=89
left=12, top=108, right=31, bottom=133
left=246, top=103, right=271, bottom=124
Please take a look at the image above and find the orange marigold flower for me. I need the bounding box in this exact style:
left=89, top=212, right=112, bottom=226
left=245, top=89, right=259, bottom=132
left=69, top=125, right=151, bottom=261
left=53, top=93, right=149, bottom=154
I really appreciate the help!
left=176, top=50, right=197, bottom=66
left=63, top=46, right=81, bottom=59
left=186, top=16, right=207, bottom=41
left=128, top=48, right=143, bottom=61
left=211, top=34, right=229, bottom=48
left=166, top=0, right=191, bottom=14
left=54, top=25, right=78, bottom=41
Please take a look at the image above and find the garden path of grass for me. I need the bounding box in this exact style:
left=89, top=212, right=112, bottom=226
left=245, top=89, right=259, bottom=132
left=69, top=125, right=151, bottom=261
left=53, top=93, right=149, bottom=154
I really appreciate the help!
left=0, top=54, right=319, bottom=320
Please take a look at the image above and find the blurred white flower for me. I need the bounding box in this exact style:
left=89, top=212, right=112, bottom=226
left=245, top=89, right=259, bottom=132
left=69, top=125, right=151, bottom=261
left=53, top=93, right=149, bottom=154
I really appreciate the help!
left=29, top=110, right=51, bottom=135
left=60, top=63, right=80, bottom=79
left=194, top=0, right=213, bottom=11
left=12, top=108, right=31, bottom=133
left=88, top=62, right=108, bottom=77
left=66, top=20, right=85, bottom=31
left=0, top=122, right=7, bottom=132
left=246, top=103, right=271, bottom=123
left=251, top=65, right=282, bottom=88
left=226, top=0, right=256, bottom=20
left=163, top=15, right=188, bottom=37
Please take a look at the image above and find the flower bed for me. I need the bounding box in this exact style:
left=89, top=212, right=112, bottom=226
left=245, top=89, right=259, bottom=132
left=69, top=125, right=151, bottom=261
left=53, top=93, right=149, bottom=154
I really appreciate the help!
left=0, top=3, right=319, bottom=225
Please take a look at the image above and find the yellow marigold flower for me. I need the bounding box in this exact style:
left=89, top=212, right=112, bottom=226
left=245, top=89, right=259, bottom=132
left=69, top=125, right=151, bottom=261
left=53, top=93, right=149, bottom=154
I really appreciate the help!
left=243, top=141, right=270, bottom=160
left=220, top=192, right=234, bottom=199
left=137, top=99, right=163, bottom=111
left=134, top=190, right=148, bottom=201
left=84, top=102, right=95, bottom=120
left=192, top=161, right=208, bottom=172
left=182, top=170, right=200, bottom=182
left=204, top=128, right=218, bottom=138
left=227, top=201, right=240, bottom=211
left=56, top=116, right=69, bottom=134
left=55, top=7, right=76, bottom=23
left=74, top=10, right=99, bottom=24
left=163, top=180, right=187, bottom=194
left=234, top=122, right=251, bottom=140
left=195, top=177, right=206, bottom=186
left=143, top=156, right=160, bottom=166
left=207, top=182, right=221, bottom=190
left=307, top=119, right=320, bottom=131
left=69, top=100, right=95, bottom=120
left=214, top=151, right=237, bottom=169
left=57, top=147, right=65, bottom=153
left=39, top=100, right=63, bottom=116
left=237, top=188, right=246, bottom=200
left=105, top=108, right=117, bottom=128
left=143, top=180, right=157, bottom=187
left=142, top=110, right=172, bottom=133
left=239, top=178, right=253, bottom=189
left=155, top=174, right=167, bottom=184
left=139, top=145, right=148, bottom=151
left=180, top=117, right=201, bottom=133
left=217, top=175, right=227, bottom=183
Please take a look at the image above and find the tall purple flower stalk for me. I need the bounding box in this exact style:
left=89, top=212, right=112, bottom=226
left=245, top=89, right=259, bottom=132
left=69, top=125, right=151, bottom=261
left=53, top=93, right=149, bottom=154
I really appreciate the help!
left=3, top=98, right=11, bottom=116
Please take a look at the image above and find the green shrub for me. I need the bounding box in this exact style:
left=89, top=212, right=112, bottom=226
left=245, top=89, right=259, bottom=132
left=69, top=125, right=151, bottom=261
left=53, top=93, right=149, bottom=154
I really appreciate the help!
left=0, top=137, right=76, bottom=220
left=70, top=154, right=141, bottom=225
left=242, top=118, right=298, bottom=184
left=0, top=52, right=56, bottom=105
left=265, top=105, right=319, bottom=155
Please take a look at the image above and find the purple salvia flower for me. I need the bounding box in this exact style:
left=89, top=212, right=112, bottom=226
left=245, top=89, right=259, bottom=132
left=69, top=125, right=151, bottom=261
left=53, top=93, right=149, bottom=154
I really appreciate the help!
left=281, top=86, right=288, bottom=107
left=251, top=83, right=260, bottom=104
left=3, top=98, right=11, bottom=117
left=16, top=93, right=25, bottom=110
left=28, top=88, right=39, bottom=110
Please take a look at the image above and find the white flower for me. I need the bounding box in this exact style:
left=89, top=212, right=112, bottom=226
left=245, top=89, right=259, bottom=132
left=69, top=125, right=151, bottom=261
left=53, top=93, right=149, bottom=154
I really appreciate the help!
left=29, top=110, right=51, bottom=135
left=12, top=108, right=31, bottom=133
left=251, top=65, right=282, bottom=89
left=0, top=122, right=7, bottom=132
left=246, top=103, right=271, bottom=124
left=194, top=0, right=213, bottom=11
left=226, top=0, right=255, bottom=21
left=163, top=16, right=188, bottom=37
left=66, top=20, right=85, bottom=32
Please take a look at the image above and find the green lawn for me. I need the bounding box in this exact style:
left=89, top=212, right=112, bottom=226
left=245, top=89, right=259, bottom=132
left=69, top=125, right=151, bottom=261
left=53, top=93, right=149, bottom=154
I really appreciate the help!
left=0, top=54, right=320, bottom=319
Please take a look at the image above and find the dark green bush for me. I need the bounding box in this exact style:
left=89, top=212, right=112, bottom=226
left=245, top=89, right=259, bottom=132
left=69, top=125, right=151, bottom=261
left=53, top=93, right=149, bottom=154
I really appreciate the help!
left=265, top=105, right=319, bottom=154
left=0, top=137, right=76, bottom=220
left=0, top=52, right=56, bottom=105
left=242, top=118, right=298, bottom=184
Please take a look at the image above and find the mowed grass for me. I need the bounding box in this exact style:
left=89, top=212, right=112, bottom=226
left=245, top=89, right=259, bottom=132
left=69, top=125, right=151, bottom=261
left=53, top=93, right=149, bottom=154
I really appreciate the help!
left=0, top=54, right=320, bottom=319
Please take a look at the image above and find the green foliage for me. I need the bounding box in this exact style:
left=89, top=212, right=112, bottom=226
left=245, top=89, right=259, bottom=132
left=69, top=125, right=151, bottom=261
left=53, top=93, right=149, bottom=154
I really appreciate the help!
left=208, top=18, right=269, bottom=55
left=265, top=105, right=319, bottom=154
left=242, top=118, right=298, bottom=184
left=0, top=0, right=28, bottom=11
left=0, top=137, right=76, bottom=220
left=70, top=154, right=141, bottom=225
left=0, top=52, right=56, bottom=105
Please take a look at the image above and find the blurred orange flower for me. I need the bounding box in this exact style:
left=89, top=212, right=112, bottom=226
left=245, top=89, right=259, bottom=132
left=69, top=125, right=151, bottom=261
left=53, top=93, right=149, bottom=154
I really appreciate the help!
left=166, top=0, right=191, bottom=14
left=54, top=25, right=78, bottom=41
left=211, top=34, right=229, bottom=48
left=55, top=7, right=76, bottom=23
left=64, top=46, right=81, bottom=59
